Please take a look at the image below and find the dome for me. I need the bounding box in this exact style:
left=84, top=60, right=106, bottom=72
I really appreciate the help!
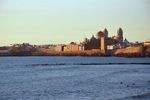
left=96, top=31, right=105, bottom=39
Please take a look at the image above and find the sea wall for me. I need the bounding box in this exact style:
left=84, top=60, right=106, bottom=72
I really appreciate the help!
left=33, top=49, right=105, bottom=56
left=144, top=46, right=150, bottom=56
left=1, top=45, right=150, bottom=57
left=114, top=46, right=144, bottom=57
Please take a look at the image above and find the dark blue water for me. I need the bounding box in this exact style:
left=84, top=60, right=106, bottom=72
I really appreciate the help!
left=0, top=57, right=150, bottom=100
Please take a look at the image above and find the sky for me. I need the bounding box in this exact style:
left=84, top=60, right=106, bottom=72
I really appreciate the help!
left=0, top=0, right=150, bottom=46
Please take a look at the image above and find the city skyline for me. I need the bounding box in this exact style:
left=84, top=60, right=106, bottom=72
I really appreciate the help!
left=0, top=0, right=150, bottom=46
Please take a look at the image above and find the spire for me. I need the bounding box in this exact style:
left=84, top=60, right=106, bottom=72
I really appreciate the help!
left=103, top=28, right=108, bottom=37
left=117, top=27, right=123, bottom=43
left=117, top=27, right=123, bottom=35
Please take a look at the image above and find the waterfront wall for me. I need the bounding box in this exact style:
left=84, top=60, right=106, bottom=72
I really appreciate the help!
left=114, top=46, right=144, bottom=57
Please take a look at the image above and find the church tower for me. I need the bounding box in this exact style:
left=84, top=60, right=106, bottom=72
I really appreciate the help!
left=103, top=28, right=108, bottom=37
left=117, top=28, right=123, bottom=43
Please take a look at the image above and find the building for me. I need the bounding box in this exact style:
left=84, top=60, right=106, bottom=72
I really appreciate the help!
left=63, top=42, right=84, bottom=52
left=0, top=46, right=10, bottom=55
left=82, top=35, right=100, bottom=50
left=55, top=45, right=65, bottom=52
left=144, top=39, right=150, bottom=46
left=107, top=45, right=117, bottom=50
left=82, top=28, right=125, bottom=51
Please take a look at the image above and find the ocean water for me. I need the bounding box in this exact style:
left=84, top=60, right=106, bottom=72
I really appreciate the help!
left=0, top=57, right=150, bottom=100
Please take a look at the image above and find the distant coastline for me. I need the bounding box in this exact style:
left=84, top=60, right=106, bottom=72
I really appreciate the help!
left=1, top=28, right=150, bottom=57
left=0, top=45, right=150, bottom=57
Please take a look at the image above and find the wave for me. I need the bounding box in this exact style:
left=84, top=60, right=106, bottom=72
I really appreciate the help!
left=114, top=92, right=150, bottom=100
left=24, top=62, right=150, bottom=67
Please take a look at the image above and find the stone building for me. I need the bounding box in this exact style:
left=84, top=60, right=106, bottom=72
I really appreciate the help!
left=82, top=28, right=125, bottom=51
left=55, top=42, right=84, bottom=52
left=63, top=42, right=84, bottom=52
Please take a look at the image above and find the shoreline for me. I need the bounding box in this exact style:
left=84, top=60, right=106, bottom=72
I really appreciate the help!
left=0, top=45, right=150, bottom=57
left=0, top=55, right=149, bottom=58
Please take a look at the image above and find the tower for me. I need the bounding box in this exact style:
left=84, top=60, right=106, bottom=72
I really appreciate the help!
left=100, top=35, right=107, bottom=54
left=117, top=28, right=123, bottom=43
left=103, top=28, right=108, bottom=37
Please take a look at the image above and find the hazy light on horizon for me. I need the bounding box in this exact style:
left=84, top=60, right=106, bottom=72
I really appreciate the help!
left=0, top=0, right=150, bottom=46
